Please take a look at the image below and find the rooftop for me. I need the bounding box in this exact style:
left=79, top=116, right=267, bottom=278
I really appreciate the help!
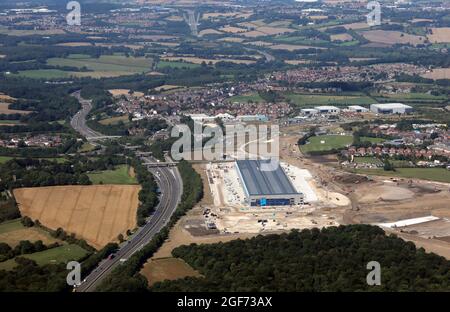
left=236, top=159, right=300, bottom=196
left=370, top=103, right=412, bottom=109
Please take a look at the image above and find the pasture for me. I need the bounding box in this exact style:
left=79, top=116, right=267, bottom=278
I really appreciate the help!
left=88, top=165, right=138, bottom=185
left=286, top=93, right=376, bottom=107
left=300, top=135, right=353, bottom=154
left=0, top=244, right=89, bottom=271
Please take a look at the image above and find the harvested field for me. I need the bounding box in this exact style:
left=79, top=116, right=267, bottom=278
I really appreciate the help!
left=199, top=29, right=223, bottom=36
left=14, top=185, right=141, bottom=249
left=0, top=219, right=62, bottom=247
left=427, top=28, right=450, bottom=43
left=161, top=56, right=256, bottom=65
left=0, top=93, right=16, bottom=102
left=55, top=42, right=93, bottom=47
left=421, top=68, right=450, bottom=80
left=245, top=41, right=274, bottom=47
left=141, top=257, right=202, bottom=286
left=361, top=30, right=425, bottom=46
left=0, top=103, right=31, bottom=115
left=330, top=33, right=353, bottom=41
left=268, top=44, right=323, bottom=51
left=219, top=37, right=245, bottom=43
left=219, top=26, right=247, bottom=34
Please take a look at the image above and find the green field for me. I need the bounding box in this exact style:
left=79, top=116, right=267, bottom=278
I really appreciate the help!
left=300, top=135, right=353, bottom=153
left=352, top=168, right=450, bottom=184
left=360, top=137, right=385, bottom=144
left=156, top=61, right=200, bottom=69
left=0, top=156, right=67, bottom=164
left=88, top=164, right=137, bottom=185
left=376, top=92, right=447, bottom=101
left=16, top=54, right=153, bottom=79
left=0, top=219, right=23, bottom=235
left=228, top=93, right=265, bottom=103
left=99, top=115, right=129, bottom=125
left=0, top=156, right=14, bottom=164
left=0, top=244, right=89, bottom=271
left=14, top=69, right=72, bottom=79
left=0, top=120, right=21, bottom=125
left=353, top=157, right=383, bottom=166
left=78, top=143, right=97, bottom=153
left=286, top=93, right=376, bottom=107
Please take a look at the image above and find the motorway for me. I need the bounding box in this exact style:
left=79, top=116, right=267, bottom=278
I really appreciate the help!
left=76, top=157, right=182, bottom=292
left=70, top=91, right=104, bottom=140
left=69, top=91, right=183, bottom=291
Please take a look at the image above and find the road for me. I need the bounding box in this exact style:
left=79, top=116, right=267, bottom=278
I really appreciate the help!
left=76, top=156, right=182, bottom=292
left=70, top=91, right=120, bottom=141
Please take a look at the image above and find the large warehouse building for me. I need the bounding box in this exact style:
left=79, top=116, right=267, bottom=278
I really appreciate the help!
left=235, top=159, right=304, bottom=207
left=370, top=103, right=413, bottom=114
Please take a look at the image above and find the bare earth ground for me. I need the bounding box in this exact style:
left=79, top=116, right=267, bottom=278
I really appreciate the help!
left=14, top=185, right=140, bottom=249
left=140, top=257, right=202, bottom=286
left=142, top=126, right=450, bottom=284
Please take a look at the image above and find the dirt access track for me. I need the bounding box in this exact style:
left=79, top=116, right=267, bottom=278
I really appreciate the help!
left=14, top=185, right=140, bottom=249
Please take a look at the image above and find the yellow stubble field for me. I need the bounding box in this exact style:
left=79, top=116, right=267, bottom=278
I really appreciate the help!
left=14, top=185, right=140, bottom=249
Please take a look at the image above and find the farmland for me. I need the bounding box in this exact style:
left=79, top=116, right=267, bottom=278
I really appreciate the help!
left=14, top=185, right=141, bottom=249
left=300, top=135, right=353, bottom=154
left=16, top=54, right=153, bottom=79
left=0, top=103, right=31, bottom=115
left=88, top=165, right=138, bottom=185
left=427, top=28, right=450, bottom=43
left=0, top=244, right=89, bottom=271
left=156, top=60, right=200, bottom=69
left=360, top=30, right=425, bottom=46
left=0, top=219, right=62, bottom=247
left=229, top=93, right=265, bottom=103
left=352, top=168, right=450, bottom=184
left=286, top=93, right=376, bottom=107
left=140, top=257, right=202, bottom=286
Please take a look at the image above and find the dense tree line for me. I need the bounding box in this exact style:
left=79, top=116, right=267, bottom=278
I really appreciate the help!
left=0, top=159, right=91, bottom=192
left=0, top=258, right=69, bottom=292
left=132, top=158, right=159, bottom=226
left=96, top=160, right=203, bottom=292
left=0, top=240, right=61, bottom=262
left=152, top=225, right=450, bottom=292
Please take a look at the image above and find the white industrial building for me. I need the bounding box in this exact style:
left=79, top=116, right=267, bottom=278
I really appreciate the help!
left=370, top=103, right=413, bottom=114
left=348, top=105, right=369, bottom=113
left=314, top=106, right=340, bottom=114
left=300, top=108, right=319, bottom=116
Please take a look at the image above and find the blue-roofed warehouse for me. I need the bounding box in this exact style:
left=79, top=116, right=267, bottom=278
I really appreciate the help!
left=235, top=159, right=304, bottom=207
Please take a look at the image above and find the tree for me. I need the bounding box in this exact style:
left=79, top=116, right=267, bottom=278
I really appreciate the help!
left=118, top=234, right=125, bottom=243
left=20, top=216, right=34, bottom=227
left=0, top=242, right=12, bottom=255
left=383, top=160, right=395, bottom=171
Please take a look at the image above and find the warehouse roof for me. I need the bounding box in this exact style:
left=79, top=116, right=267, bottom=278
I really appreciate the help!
left=236, top=159, right=300, bottom=196
left=370, top=103, right=412, bottom=109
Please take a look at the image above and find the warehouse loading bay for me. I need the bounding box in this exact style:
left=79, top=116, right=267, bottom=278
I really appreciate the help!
left=193, top=160, right=349, bottom=235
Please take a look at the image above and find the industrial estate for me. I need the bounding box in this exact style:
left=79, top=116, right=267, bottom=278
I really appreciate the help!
left=0, top=0, right=449, bottom=295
